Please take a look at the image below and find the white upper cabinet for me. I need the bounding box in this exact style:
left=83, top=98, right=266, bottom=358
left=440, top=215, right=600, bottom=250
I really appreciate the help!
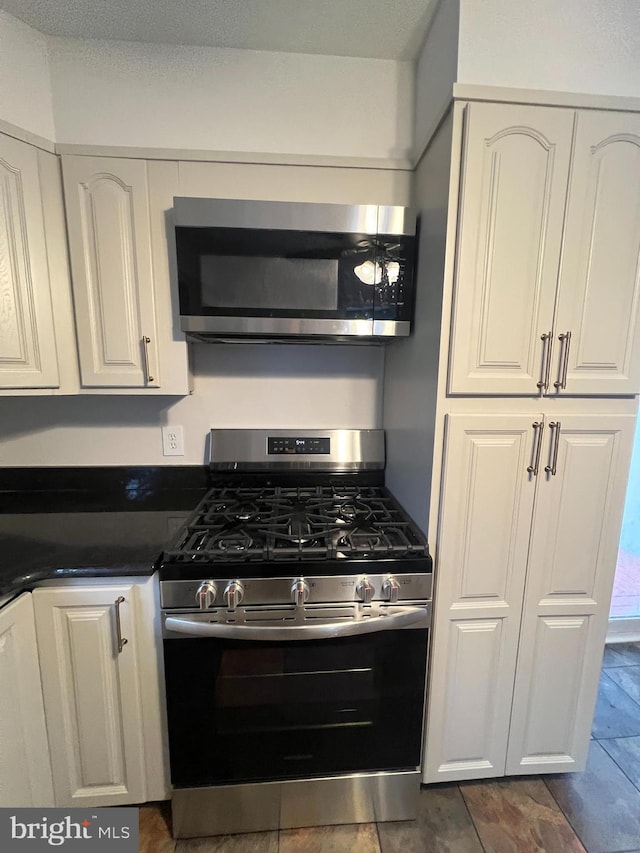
left=0, top=134, right=61, bottom=390
left=449, top=104, right=640, bottom=397
left=554, top=112, right=640, bottom=395
left=62, top=156, right=189, bottom=393
left=63, top=156, right=160, bottom=388
left=448, top=103, right=573, bottom=395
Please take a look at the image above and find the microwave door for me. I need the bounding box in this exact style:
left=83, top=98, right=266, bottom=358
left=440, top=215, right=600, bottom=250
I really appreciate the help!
left=176, top=226, right=377, bottom=337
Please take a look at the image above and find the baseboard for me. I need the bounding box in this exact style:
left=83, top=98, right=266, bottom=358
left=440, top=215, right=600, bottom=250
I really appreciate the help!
left=606, top=617, right=640, bottom=644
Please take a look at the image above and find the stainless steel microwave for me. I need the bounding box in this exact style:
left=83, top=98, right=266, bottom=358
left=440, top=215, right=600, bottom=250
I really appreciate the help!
left=173, top=198, right=417, bottom=343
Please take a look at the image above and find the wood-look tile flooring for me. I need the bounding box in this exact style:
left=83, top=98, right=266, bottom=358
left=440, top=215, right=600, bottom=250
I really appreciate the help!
left=140, top=643, right=640, bottom=853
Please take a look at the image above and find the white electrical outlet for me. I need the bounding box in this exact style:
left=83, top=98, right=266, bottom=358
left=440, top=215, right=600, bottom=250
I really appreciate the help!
left=162, top=425, right=185, bottom=456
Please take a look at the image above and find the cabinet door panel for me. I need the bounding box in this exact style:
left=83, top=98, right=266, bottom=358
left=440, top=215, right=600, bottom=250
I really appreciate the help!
left=437, top=415, right=538, bottom=607
left=555, top=112, right=640, bottom=394
left=529, top=415, right=634, bottom=604
left=440, top=618, right=507, bottom=775
left=508, top=616, right=589, bottom=770
left=34, top=585, right=146, bottom=806
left=424, top=415, right=537, bottom=782
left=0, top=134, right=59, bottom=388
left=506, top=413, right=636, bottom=774
left=63, top=156, right=159, bottom=388
left=0, top=593, right=53, bottom=806
left=449, top=104, right=573, bottom=395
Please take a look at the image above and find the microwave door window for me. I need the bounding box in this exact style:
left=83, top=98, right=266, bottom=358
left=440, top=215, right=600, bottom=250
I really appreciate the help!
left=200, top=256, right=339, bottom=312
left=176, top=227, right=377, bottom=320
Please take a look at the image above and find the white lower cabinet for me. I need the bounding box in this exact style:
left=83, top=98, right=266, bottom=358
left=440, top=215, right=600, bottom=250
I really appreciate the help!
left=506, top=414, right=635, bottom=773
left=425, top=415, right=536, bottom=781
left=33, top=577, right=169, bottom=807
left=0, top=592, right=54, bottom=807
left=424, top=411, right=636, bottom=782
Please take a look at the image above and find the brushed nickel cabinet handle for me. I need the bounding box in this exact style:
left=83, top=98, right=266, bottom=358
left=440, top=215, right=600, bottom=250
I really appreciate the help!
left=553, top=332, right=572, bottom=390
left=537, top=332, right=553, bottom=392
left=527, top=421, right=544, bottom=475
left=142, top=335, right=154, bottom=383
left=544, top=421, right=561, bottom=476
left=114, top=596, right=128, bottom=654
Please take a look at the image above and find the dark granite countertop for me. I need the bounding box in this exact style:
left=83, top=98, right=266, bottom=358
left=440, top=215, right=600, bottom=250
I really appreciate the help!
left=0, top=466, right=208, bottom=601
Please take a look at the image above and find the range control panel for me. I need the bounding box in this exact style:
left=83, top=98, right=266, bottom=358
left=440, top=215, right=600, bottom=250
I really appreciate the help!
left=268, top=436, right=330, bottom=455
left=160, top=573, right=433, bottom=610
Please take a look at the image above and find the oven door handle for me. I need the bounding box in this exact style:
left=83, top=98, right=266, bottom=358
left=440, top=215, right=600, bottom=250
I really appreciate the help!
left=164, top=605, right=430, bottom=641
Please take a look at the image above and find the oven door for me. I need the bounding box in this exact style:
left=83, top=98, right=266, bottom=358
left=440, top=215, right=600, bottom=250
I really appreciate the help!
left=163, top=610, right=429, bottom=788
left=173, top=198, right=415, bottom=339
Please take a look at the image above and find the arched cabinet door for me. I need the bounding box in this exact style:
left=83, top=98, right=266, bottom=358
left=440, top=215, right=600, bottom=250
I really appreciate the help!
left=62, top=156, right=160, bottom=388
left=448, top=103, right=573, bottom=395
left=553, top=112, right=640, bottom=395
left=0, top=134, right=60, bottom=389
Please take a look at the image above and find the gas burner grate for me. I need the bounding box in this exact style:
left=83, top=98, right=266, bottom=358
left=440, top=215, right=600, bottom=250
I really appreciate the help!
left=334, top=523, right=425, bottom=559
left=164, top=483, right=428, bottom=563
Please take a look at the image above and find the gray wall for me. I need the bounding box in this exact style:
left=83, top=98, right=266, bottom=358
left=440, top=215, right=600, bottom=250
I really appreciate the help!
left=383, top=111, right=453, bottom=534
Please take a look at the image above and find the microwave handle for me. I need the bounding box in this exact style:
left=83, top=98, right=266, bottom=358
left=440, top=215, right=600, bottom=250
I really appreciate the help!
left=164, top=605, right=429, bottom=641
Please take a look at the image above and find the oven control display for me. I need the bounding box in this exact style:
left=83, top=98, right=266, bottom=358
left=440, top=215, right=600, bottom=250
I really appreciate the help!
left=268, top=437, right=330, bottom=454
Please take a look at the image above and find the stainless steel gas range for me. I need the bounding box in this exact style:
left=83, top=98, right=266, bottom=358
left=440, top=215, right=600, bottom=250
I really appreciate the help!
left=159, top=429, right=432, bottom=839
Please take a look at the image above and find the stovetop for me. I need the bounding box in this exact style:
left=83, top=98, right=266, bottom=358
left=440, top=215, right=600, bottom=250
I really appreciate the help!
left=162, top=482, right=428, bottom=567
left=159, top=429, right=431, bottom=585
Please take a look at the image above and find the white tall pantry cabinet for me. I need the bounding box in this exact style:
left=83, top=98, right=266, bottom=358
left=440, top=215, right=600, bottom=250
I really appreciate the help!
left=424, top=98, right=640, bottom=782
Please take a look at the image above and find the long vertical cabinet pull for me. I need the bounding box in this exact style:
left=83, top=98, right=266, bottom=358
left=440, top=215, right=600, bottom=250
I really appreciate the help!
left=142, top=336, right=155, bottom=383
left=554, top=332, right=572, bottom=390
left=114, top=596, right=128, bottom=653
left=544, top=422, right=561, bottom=475
left=537, top=333, right=553, bottom=393
left=527, top=421, right=545, bottom=475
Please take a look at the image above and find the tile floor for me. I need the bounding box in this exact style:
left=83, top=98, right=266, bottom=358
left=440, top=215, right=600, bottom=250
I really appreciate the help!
left=140, top=643, right=640, bottom=853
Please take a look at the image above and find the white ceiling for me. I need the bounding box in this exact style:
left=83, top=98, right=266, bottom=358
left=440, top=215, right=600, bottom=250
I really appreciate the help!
left=0, top=0, right=438, bottom=60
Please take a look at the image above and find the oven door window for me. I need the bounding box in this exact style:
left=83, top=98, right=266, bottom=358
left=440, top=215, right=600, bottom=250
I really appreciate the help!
left=175, top=227, right=414, bottom=323
left=164, top=629, right=428, bottom=787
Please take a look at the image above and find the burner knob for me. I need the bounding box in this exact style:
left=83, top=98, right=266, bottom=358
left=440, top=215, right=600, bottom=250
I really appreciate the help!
left=383, top=576, right=401, bottom=603
left=356, top=577, right=374, bottom=604
left=195, top=581, right=217, bottom=609
left=291, top=578, right=310, bottom=607
left=224, top=580, right=244, bottom=611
